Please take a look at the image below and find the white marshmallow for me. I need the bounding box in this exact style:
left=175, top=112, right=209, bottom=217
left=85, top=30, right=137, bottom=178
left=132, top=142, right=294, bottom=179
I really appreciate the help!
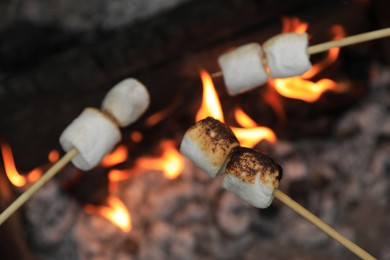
left=222, top=147, right=283, bottom=208
left=59, top=108, right=121, bottom=171
left=180, top=117, right=239, bottom=178
left=102, top=78, right=150, bottom=127
left=263, top=32, right=311, bottom=78
left=218, top=43, right=268, bottom=96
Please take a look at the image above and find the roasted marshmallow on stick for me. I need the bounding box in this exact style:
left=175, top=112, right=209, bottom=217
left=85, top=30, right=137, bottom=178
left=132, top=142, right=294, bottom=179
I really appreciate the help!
left=0, top=78, right=150, bottom=226
left=218, top=32, right=311, bottom=95
left=180, top=117, right=239, bottom=178
left=180, top=117, right=282, bottom=208
left=60, top=78, right=150, bottom=170
left=180, top=118, right=377, bottom=259
left=222, top=146, right=283, bottom=208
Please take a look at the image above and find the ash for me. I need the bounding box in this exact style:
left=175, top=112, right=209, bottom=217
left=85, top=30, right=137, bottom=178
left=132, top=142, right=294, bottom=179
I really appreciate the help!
left=26, top=64, right=390, bottom=259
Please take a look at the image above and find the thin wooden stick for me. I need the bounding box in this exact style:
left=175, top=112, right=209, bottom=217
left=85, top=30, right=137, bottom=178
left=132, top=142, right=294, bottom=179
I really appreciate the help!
left=211, top=27, right=390, bottom=78
left=273, top=189, right=376, bottom=260
left=307, top=27, right=390, bottom=55
left=0, top=148, right=78, bottom=226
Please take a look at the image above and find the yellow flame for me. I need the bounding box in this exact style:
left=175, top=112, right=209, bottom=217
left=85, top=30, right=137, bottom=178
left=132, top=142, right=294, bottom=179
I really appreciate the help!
left=272, top=78, right=336, bottom=103
left=196, top=70, right=277, bottom=147
left=196, top=69, right=224, bottom=122
left=85, top=196, right=132, bottom=233
left=234, top=108, right=257, bottom=128
left=135, top=140, right=184, bottom=180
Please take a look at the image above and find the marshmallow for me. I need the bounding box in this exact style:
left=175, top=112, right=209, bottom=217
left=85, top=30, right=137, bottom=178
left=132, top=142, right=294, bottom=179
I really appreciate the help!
left=222, top=147, right=283, bottom=208
left=102, top=78, right=150, bottom=127
left=59, top=108, right=121, bottom=171
left=180, top=117, right=240, bottom=178
left=263, top=32, right=311, bottom=78
left=218, top=43, right=268, bottom=96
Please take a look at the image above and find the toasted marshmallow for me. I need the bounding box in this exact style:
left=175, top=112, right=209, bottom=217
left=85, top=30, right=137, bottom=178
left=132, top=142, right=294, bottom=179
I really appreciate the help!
left=180, top=117, right=239, bottom=178
left=263, top=33, right=311, bottom=78
left=102, top=78, right=150, bottom=127
left=218, top=43, right=268, bottom=96
left=59, top=108, right=121, bottom=171
left=222, top=147, right=283, bottom=208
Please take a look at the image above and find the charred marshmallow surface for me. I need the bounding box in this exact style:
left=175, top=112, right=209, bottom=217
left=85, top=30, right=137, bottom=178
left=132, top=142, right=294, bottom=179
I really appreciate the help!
left=180, top=117, right=239, bottom=178
left=222, top=147, right=283, bottom=208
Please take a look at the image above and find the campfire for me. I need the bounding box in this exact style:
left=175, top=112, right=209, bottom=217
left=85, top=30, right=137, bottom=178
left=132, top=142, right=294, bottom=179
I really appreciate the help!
left=1, top=1, right=390, bottom=259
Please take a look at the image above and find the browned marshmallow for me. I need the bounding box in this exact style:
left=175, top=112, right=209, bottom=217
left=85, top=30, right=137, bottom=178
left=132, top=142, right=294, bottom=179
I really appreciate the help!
left=180, top=117, right=240, bottom=178
left=222, top=147, right=282, bottom=208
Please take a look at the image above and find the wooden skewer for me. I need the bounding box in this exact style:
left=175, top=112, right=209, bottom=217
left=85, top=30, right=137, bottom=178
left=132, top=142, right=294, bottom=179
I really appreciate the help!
left=274, top=189, right=376, bottom=260
left=307, top=27, right=390, bottom=55
left=0, top=148, right=78, bottom=226
left=211, top=27, right=390, bottom=78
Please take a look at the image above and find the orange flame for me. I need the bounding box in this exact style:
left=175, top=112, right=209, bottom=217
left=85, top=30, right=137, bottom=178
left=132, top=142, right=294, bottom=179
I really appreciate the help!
left=1, top=143, right=44, bottom=187
left=1, top=143, right=133, bottom=233
left=145, top=100, right=179, bottom=127
left=109, top=169, right=132, bottom=182
left=281, top=16, right=308, bottom=33
left=101, top=145, right=128, bottom=167
left=1, top=143, right=27, bottom=187
left=135, top=140, right=184, bottom=179
left=271, top=18, right=346, bottom=103
left=196, top=70, right=277, bottom=147
left=85, top=196, right=132, bottom=232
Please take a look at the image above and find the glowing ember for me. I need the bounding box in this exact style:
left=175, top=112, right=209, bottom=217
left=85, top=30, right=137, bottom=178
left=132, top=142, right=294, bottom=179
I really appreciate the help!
left=130, top=131, right=143, bottom=143
left=135, top=140, right=184, bottom=180
left=101, top=145, right=128, bottom=167
left=48, top=150, right=60, bottom=163
left=196, top=70, right=276, bottom=147
left=27, top=168, right=42, bottom=183
left=85, top=196, right=132, bottom=232
left=1, top=143, right=27, bottom=187
left=270, top=18, right=346, bottom=103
